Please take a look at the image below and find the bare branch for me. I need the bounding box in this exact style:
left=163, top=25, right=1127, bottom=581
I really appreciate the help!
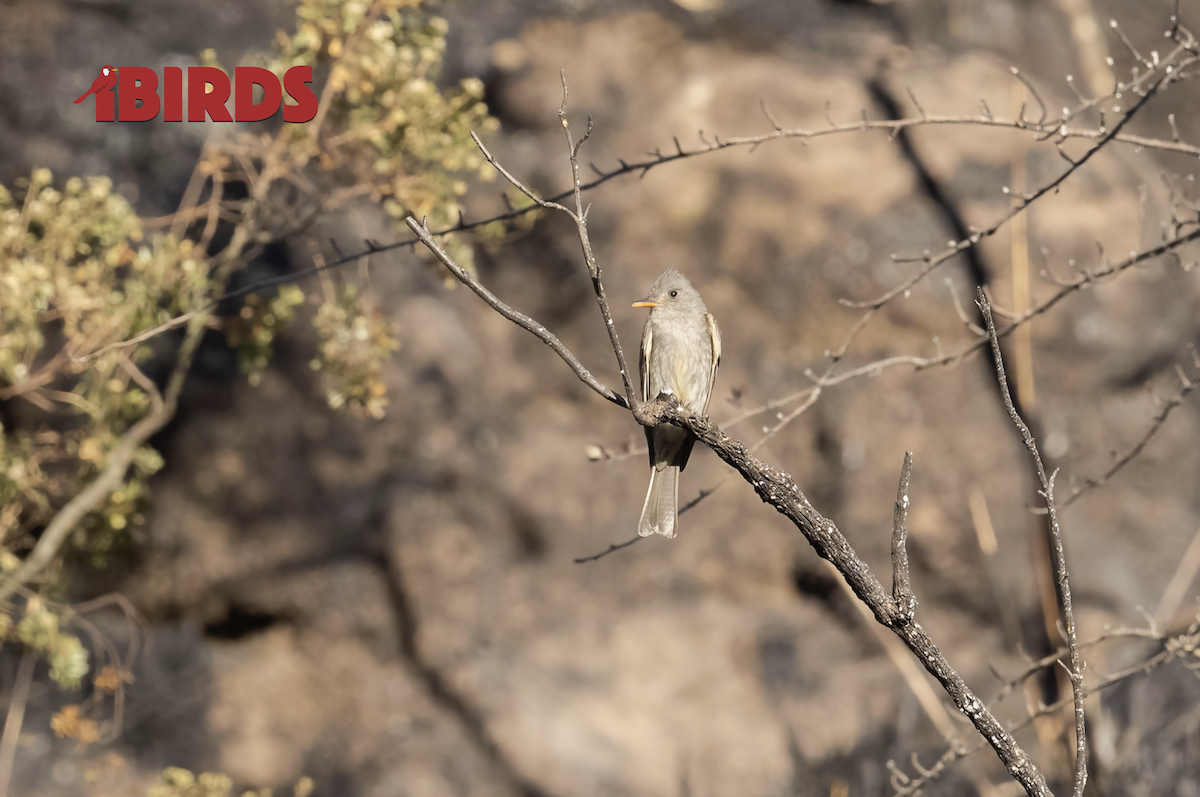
left=760, top=99, right=783, bottom=131
left=556, top=73, right=639, bottom=408
left=978, top=288, right=1087, bottom=797
left=470, top=131, right=574, bottom=217
left=1054, top=374, right=1195, bottom=510
left=945, top=278, right=985, bottom=335
left=1110, top=18, right=1150, bottom=68
left=641, top=224, right=1200, bottom=520
left=845, top=62, right=1188, bottom=311
left=1010, top=67, right=1048, bottom=124
left=572, top=477, right=732, bottom=563
left=462, top=75, right=639, bottom=410
left=991, top=626, right=1160, bottom=706
left=1066, top=74, right=1088, bottom=104
left=890, top=452, right=915, bottom=612
left=630, top=394, right=1052, bottom=796
left=810, top=226, right=1200, bottom=391
left=895, top=616, right=1200, bottom=793
left=404, top=216, right=628, bottom=409
left=905, top=87, right=927, bottom=120
left=573, top=536, right=641, bottom=564
left=86, top=47, right=1197, bottom=362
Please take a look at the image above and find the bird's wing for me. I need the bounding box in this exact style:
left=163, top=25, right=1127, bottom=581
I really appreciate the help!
left=639, top=319, right=653, bottom=405
left=639, top=319, right=658, bottom=468
left=701, top=312, right=721, bottom=414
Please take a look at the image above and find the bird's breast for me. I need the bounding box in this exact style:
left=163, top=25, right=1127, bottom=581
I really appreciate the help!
left=647, top=317, right=713, bottom=412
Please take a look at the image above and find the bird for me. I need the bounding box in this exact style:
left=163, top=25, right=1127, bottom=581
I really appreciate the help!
left=74, top=66, right=118, bottom=104
left=632, top=269, right=721, bottom=538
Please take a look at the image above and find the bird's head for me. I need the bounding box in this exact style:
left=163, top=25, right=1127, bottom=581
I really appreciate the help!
left=102, top=66, right=116, bottom=76
left=632, top=268, right=705, bottom=319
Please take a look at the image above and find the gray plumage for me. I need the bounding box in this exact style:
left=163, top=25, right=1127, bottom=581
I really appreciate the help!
left=633, top=269, right=721, bottom=538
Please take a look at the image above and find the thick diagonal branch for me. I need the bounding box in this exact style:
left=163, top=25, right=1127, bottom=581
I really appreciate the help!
left=631, top=396, right=1051, bottom=796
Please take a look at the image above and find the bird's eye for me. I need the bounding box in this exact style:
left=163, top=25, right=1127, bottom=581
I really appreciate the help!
left=669, top=290, right=678, bottom=298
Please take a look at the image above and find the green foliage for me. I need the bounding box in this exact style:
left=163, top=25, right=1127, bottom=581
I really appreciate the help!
left=1, top=0, right=498, bottom=566
left=258, top=0, right=496, bottom=407
left=14, top=596, right=89, bottom=689
left=311, top=284, right=398, bottom=418
left=147, top=767, right=315, bottom=797
left=0, top=172, right=192, bottom=559
left=1, top=0, right=503, bottom=726
left=227, top=286, right=307, bottom=386
left=266, top=0, right=499, bottom=279
left=148, top=769, right=234, bottom=797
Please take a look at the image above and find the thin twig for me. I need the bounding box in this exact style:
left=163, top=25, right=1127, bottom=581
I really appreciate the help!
left=990, top=626, right=1160, bottom=705
left=890, top=452, right=915, bottom=613
left=573, top=536, right=642, bottom=563
left=83, top=41, right=1199, bottom=368
left=404, top=216, right=628, bottom=409
left=1110, top=18, right=1149, bottom=67
left=845, top=62, right=1188, bottom=312
left=1010, top=67, right=1048, bottom=124
left=978, top=288, right=1087, bottom=797
left=117, top=352, right=165, bottom=416
left=0, top=350, right=67, bottom=400
left=464, top=76, right=638, bottom=408
left=557, top=72, right=638, bottom=407
left=809, top=226, right=1200, bottom=390
left=760, top=99, right=783, bottom=131
left=1055, top=375, right=1194, bottom=510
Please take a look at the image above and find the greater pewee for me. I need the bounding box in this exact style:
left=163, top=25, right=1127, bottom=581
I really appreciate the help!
left=632, top=269, right=722, bottom=538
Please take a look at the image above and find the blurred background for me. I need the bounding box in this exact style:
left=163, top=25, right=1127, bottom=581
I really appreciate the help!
left=3, top=0, right=1200, bottom=795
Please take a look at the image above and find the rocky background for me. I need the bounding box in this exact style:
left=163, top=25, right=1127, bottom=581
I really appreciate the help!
left=5, top=0, right=1200, bottom=796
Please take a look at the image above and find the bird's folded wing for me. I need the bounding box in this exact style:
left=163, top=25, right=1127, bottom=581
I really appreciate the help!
left=639, top=320, right=653, bottom=405
left=701, top=312, right=721, bottom=414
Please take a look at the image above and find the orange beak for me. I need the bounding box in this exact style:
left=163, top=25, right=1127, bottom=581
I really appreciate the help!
left=631, top=301, right=660, bottom=308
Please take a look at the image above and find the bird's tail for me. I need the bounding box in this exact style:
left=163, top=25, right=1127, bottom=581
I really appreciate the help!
left=637, top=465, right=679, bottom=538
left=73, top=91, right=92, bottom=104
